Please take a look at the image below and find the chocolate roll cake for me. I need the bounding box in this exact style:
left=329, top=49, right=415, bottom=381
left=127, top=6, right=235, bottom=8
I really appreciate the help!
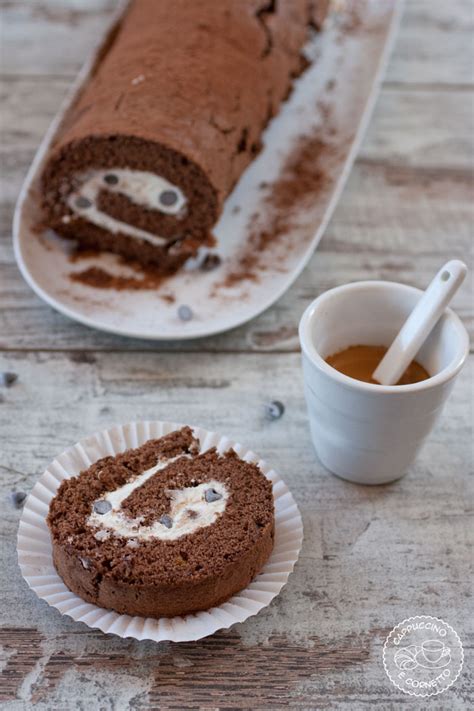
left=40, top=0, right=329, bottom=272
left=47, top=427, right=275, bottom=618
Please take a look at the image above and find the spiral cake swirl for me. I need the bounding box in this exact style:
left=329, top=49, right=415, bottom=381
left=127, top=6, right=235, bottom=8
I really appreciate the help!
left=47, top=427, right=274, bottom=618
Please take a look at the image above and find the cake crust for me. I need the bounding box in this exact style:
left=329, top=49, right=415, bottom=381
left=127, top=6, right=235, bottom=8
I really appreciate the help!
left=47, top=427, right=275, bottom=618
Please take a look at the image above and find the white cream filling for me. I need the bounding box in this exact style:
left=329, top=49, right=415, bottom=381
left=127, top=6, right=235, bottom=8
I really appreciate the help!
left=66, top=169, right=187, bottom=247
left=87, top=454, right=229, bottom=542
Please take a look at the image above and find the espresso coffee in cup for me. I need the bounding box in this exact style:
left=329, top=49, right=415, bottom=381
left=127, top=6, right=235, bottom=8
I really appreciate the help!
left=326, top=345, right=429, bottom=385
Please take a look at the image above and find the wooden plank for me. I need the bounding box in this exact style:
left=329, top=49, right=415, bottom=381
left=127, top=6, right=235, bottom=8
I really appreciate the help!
left=0, top=0, right=118, bottom=78
left=359, top=89, right=474, bottom=170
left=385, top=0, right=474, bottom=87
left=0, top=350, right=472, bottom=708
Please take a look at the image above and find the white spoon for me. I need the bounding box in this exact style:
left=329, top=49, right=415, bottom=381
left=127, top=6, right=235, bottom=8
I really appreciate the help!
left=373, top=260, right=467, bottom=385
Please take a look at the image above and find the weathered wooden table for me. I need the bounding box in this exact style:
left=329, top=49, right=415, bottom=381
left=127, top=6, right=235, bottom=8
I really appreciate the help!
left=1, top=2, right=472, bottom=708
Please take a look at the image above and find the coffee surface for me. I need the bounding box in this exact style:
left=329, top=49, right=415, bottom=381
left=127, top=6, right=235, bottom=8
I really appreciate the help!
left=326, top=345, right=430, bottom=385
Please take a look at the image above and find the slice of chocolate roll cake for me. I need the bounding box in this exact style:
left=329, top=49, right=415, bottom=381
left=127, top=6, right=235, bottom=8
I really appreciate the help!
left=47, top=427, right=274, bottom=618
left=40, top=0, right=329, bottom=272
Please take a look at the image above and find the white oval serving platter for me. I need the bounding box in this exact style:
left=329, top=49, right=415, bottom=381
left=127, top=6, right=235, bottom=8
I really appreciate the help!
left=13, top=0, right=403, bottom=341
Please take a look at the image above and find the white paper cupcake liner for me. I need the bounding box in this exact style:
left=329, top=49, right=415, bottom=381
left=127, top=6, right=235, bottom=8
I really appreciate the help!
left=17, top=421, right=303, bottom=642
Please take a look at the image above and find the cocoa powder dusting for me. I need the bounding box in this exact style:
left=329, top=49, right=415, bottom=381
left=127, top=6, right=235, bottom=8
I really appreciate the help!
left=216, top=133, right=332, bottom=289
left=334, top=0, right=365, bottom=35
left=68, top=248, right=102, bottom=263
left=70, top=266, right=165, bottom=291
left=69, top=253, right=169, bottom=291
left=66, top=236, right=214, bottom=292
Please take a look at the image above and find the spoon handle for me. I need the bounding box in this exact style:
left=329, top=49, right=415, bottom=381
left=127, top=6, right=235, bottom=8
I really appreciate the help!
left=373, top=260, right=467, bottom=385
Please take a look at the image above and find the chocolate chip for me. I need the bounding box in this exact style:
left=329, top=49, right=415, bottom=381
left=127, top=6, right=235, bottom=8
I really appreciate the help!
left=0, top=372, right=18, bottom=387
left=205, top=489, right=222, bottom=503
left=75, top=196, right=92, bottom=209
left=159, top=190, right=179, bottom=206
left=93, top=500, right=112, bottom=515
left=10, top=491, right=27, bottom=509
left=79, top=556, right=91, bottom=570
left=178, top=305, right=193, bottom=322
left=200, top=254, right=222, bottom=272
left=186, top=509, right=198, bottom=519
left=160, top=514, right=173, bottom=529
left=104, top=173, right=119, bottom=185
left=265, top=400, right=285, bottom=420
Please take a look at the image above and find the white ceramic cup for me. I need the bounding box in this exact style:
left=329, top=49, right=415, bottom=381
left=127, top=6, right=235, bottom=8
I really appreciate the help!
left=298, top=281, right=469, bottom=485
